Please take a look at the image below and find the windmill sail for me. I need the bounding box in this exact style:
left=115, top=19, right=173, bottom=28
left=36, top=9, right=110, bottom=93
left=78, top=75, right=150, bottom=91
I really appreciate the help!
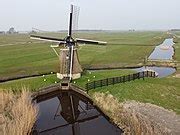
left=30, top=4, right=106, bottom=81
left=67, top=5, right=80, bottom=80
left=30, top=35, right=65, bottom=44
left=76, top=38, right=107, bottom=45
left=72, top=5, right=80, bottom=37
left=68, top=5, right=73, bottom=36
left=69, top=45, right=74, bottom=80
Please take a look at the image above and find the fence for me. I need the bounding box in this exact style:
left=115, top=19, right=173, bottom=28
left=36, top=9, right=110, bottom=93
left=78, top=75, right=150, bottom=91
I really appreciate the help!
left=85, top=71, right=156, bottom=93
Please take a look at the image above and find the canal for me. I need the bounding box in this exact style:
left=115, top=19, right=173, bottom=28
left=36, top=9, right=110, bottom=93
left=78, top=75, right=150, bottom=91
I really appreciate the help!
left=32, top=87, right=123, bottom=135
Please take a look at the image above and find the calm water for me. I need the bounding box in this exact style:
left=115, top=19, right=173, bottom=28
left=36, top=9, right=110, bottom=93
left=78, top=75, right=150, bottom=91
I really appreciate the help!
left=32, top=90, right=122, bottom=135
left=133, top=66, right=176, bottom=78
left=148, top=38, right=175, bottom=60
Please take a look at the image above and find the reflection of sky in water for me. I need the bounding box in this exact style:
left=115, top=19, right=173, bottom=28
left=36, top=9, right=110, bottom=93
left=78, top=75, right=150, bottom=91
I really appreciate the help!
left=36, top=97, right=67, bottom=131
left=133, top=66, right=176, bottom=78
left=149, top=38, right=174, bottom=60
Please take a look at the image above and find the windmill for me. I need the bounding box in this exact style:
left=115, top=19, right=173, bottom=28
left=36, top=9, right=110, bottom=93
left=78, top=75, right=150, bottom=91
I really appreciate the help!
left=30, top=5, right=107, bottom=81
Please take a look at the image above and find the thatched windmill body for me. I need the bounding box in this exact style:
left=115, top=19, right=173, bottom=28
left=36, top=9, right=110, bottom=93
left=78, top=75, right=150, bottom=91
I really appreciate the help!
left=30, top=5, right=107, bottom=81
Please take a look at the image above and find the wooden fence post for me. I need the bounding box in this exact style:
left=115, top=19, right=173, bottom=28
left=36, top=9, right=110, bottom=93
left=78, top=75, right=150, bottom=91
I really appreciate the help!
left=93, top=81, right=96, bottom=89
left=143, top=72, right=145, bottom=80
left=116, top=77, right=118, bottom=83
left=86, top=83, right=89, bottom=93
left=84, top=71, right=157, bottom=91
left=133, top=74, right=135, bottom=81
left=100, top=80, right=103, bottom=87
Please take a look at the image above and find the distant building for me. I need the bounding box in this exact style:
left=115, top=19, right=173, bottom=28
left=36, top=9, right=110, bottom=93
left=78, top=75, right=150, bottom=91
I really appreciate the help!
left=7, top=27, right=18, bottom=34
left=0, top=31, right=5, bottom=34
left=129, top=29, right=135, bottom=32
left=29, top=30, right=37, bottom=34
left=18, top=31, right=29, bottom=34
left=171, top=29, right=180, bottom=31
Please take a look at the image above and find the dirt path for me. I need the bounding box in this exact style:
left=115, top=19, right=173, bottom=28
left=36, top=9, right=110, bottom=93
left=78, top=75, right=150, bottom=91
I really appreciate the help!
left=123, top=101, right=180, bottom=135
left=173, top=74, right=180, bottom=78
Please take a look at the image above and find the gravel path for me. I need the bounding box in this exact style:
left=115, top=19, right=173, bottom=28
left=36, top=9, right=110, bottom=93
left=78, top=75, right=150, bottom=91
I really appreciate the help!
left=123, top=101, right=180, bottom=135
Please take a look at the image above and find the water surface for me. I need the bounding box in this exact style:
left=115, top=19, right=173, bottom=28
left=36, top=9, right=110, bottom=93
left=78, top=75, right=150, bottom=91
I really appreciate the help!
left=133, top=66, right=176, bottom=78
left=33, top=90, right=122, bottom=135
left=148, top=38, right=174, bottom=60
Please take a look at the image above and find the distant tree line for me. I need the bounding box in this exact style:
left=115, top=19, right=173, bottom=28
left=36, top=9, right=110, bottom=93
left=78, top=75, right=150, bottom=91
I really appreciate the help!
left=171, top=29, right=180, bottom=31
left=0, top=27, right=19, bottom=35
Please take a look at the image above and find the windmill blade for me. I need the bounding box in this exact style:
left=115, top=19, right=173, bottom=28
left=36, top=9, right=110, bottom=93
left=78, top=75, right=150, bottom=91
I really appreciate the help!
left=75, top=38, right=107, bottom=45
left=69, top=45, right=74, bottom=80
left=72, top=5, right=80, bottom=37
left=30, top=35, right=66, bottom=44
left=68, top=5, right=73, bottom=37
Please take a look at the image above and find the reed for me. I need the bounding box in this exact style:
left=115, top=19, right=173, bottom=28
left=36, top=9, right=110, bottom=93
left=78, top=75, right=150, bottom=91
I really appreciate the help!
left=0, top=88, right=37, bottom=135
left=93, top=92, right=170, bottom=135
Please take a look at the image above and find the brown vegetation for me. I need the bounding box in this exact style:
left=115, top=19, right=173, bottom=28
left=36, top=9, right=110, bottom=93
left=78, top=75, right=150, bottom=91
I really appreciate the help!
left=0, top=88, right=37, bottom=135
left=92, top=92, right=179, bottom=135
left=146, top=60, right=176, bottom=68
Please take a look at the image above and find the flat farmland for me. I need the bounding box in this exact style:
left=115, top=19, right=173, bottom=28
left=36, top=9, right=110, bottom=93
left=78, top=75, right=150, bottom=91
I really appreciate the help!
left=0, top=31, right=179, bottom=115
left=0, top=31, right=167, bottom=80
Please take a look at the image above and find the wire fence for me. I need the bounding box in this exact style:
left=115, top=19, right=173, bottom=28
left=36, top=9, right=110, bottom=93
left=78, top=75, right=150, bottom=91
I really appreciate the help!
left=85, top=71, right=156, bottom=93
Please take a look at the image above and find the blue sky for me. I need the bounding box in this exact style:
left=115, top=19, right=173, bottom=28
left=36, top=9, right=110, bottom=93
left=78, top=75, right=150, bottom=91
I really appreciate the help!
left=0, top=0, right=180, bottom=31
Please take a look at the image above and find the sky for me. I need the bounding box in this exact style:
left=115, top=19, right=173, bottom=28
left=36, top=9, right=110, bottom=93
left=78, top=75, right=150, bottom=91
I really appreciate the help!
left=0, top=0, right=180, bottom=31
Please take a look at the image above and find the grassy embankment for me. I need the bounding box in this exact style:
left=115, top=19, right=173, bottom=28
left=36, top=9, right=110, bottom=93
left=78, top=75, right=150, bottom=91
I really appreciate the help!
left=0, top=31, right=167, bottom=90
left=1, top=32, right=179, bottom=115
left=174, top=32, right=180, bottom=74
left=75, top=32, right=180, bottom=114
left=74, top=70, right=180, bottom=114
left=0, top=74, right=60, bottom=91
left=0, top=32, right=166, bottom=79
left=92, top=93, right=174, bottom=134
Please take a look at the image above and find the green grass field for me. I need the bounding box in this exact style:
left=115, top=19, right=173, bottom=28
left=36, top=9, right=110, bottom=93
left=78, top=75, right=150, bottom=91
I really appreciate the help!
left=0, top=31, right=167, bottom=79
left=75, top=72, right=180, bottom=114
left=0, top=31, right=179, bottom=114
left=174, top=32, right=180, bottom=74
left=0, top=74, right=60, bottom=91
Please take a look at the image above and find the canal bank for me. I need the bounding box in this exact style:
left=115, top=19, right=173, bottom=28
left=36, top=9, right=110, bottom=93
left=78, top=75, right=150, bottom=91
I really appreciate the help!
left=31, top=84, right=123, bottom=135
left=131, top=38, right=177, bottom=77
left=143, top=38, right=177, bottom=74
left=92, top=93, right=180, bottom=135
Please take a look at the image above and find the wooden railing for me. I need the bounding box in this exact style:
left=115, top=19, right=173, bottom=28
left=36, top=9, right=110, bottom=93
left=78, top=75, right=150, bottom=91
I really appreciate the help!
left=85, top=71, right=156, bottom=93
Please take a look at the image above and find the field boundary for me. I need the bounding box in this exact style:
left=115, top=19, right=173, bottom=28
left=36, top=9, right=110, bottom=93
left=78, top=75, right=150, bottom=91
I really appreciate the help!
left=0, top=72, right=54, bottom=83
left=85, top=71, right=156, bottom=93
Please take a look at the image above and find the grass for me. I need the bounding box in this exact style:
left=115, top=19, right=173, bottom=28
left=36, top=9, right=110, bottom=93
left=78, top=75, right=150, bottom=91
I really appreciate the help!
left=69, top=67, right=180, bottom=114
left=172, top=32, right=180, bottom=75
left=74, top=69, right=135, bottom=88
left=86, top=77, right=180, bottom=114
left=78, top=31, right=168, bottom=68
left=93, top=93, right=171, bottom=134
left=73, top=68, right=180, bottom=114
left=0, top=69, right=132, bottom=91
left=0, top=31, right=167, bottom=79
left=0, top=89, right=37, bottom=135
left=0, top=41, right=58, bottom=79
left=0, top=74, right=60, bottom=91
left=0, top=31, right=179, bottom=115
